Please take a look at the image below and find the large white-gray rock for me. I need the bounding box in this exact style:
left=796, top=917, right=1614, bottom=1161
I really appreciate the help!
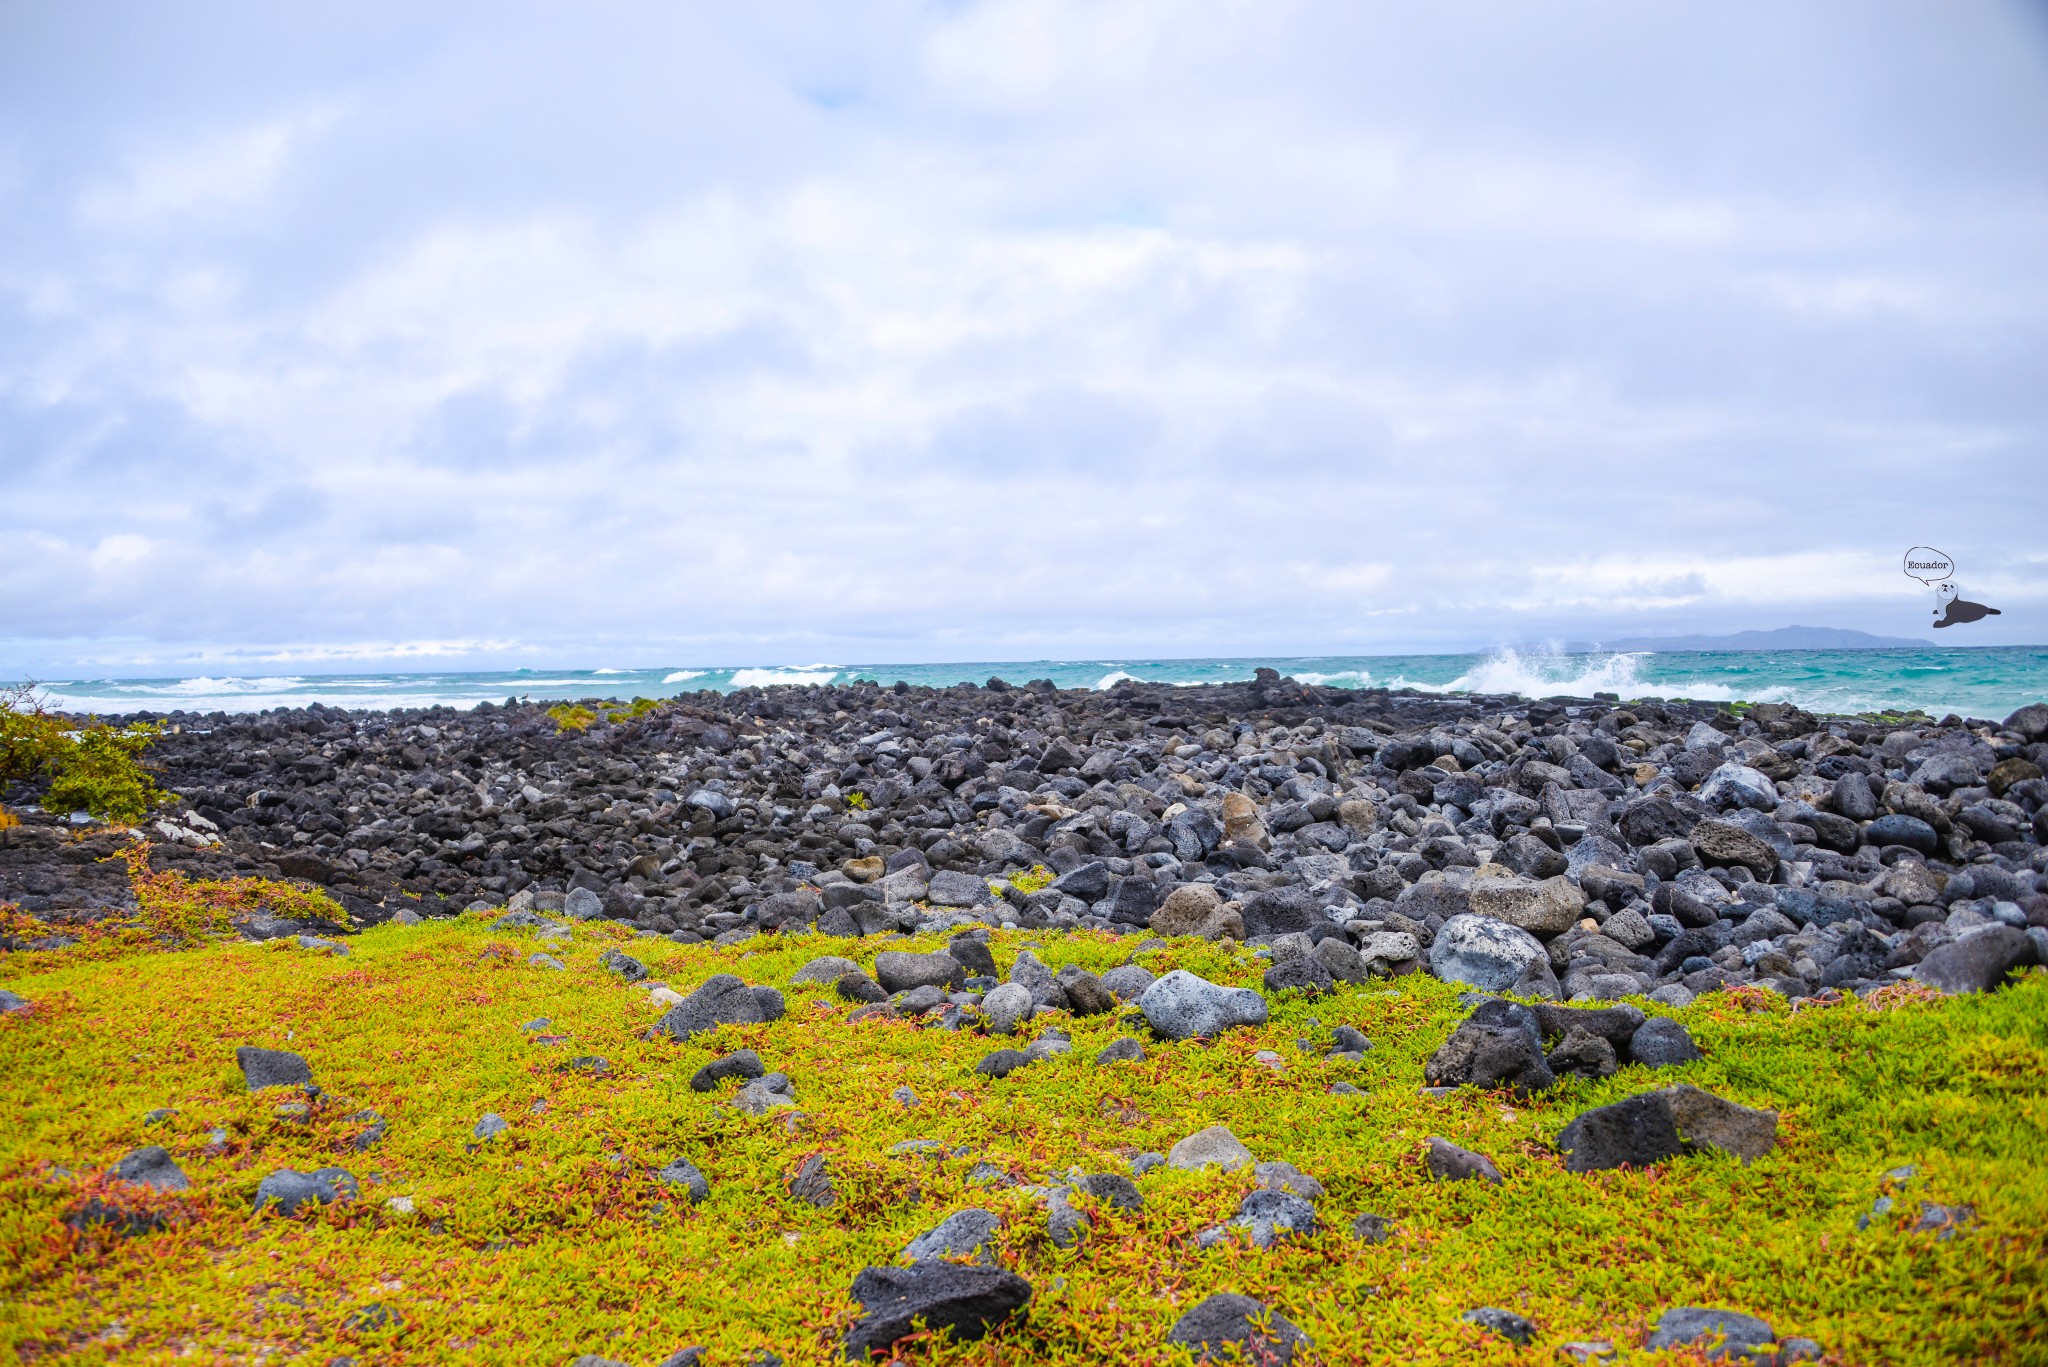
left=1137, top=969, right=1268, bottom=1040
left=1356, top=931, right=1420, bottom=972
left=979, top=982, right=1034, bottom=1036
left=1467, top=870, right=1584, bottom=938
left=1168, top=1124, right=1254, bottom=1171
left=1683, top=722, right=1727, bottom=752
left=1698, top=763, right=1781, bottom=813
left=1428, top=914, right=1555, bottom=994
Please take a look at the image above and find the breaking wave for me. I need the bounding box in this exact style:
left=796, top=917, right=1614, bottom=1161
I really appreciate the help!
left=729, top=668, right=837, bottom=688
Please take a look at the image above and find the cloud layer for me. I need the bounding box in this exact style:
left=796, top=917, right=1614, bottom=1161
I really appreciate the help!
left=4, top=0, right=2045, bottom=674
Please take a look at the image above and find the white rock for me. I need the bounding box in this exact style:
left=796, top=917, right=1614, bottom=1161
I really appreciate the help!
left=1168, top=1124, right=1254, bottom=1171
left=1137, top=970, right=1268, bottom=1040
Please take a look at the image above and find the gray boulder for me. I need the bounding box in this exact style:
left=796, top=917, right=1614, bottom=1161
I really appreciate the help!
left=1556, top=1085, right=1778, bottom=1172
left=1200, top=1188, right=1317, bottom=1249
left=1165, top=1293, right=1309, bottom=1365
left=843, top=1263, right=1032, bottom=1359
left=1054, top=965, right=1116, bottom=1015
left=1138, top=969, right=1268, bottom=1040
left=114, top=1145, right=190, bottom=1192
left=1241, top=886, right=1316, bottom=937
left=927, top=870, right=993, bottom=908
left=1424, top=1019, right=1556, bottom=1095
left=1428, top=915, right=1556, bottom=995
left=655, top=1157, right=710, bottom=1203
left=732, top=1073, right=797, bottom=1115
left=975, top=1049, right=1031, bottom=1078
left=1917, top=926, right=2036, bottom=994
left=980, top=982, right=1034, bottom=1036
left=236, top=1046, right=312, bottom=1092
left=1095, top=1037, right=1146, bottom=1066
left=1167, top=1124, right=1253, bottom=1171
left=1099, top=964, right=1156, bottom=1001
left=1313, top=936, right=1370, bottom=984
left=1463, top=1308, right=1536, bottom=1345
left=1629, top=1017, right=1704, bottom=1067
left=903, top=1208, right=1002, bottom=1265
left=252, top=1166, right=359, bottom=1216
left=1690, top=819, right=1780, bottom=878
left=946, top=934, right=998, bottom=978
left=1262, top=953, right=1334, bottom=998
left=564, top=886, right=605, bottom=920
left=836, top=972, right=887, bottom=1005
left=1698, top=763, right=1780, bottom=813
left=875, top=950, right=966, bottom=993
left=656, top=974, right=776, bottom=1042
left=1426, top=1137, right=1502, bottom=1184
left=1646, top=1307, right=1780, bottom=1361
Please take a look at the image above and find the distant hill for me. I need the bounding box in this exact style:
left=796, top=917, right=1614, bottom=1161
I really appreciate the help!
left=1594, top=626, right=1934, bottom=652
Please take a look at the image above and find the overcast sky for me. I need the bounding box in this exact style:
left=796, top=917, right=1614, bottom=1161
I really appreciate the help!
left=3, top=1, right=2045, bottom=676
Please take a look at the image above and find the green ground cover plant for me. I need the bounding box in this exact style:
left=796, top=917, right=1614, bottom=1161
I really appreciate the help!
left=0, top=915, right=2041, bottom=1365
left=0, top=845, right=349, bottom=973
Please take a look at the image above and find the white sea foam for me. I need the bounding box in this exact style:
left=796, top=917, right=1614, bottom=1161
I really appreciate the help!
left=130, top=675, right=307, bottom=696
left=1389, top=649, right=1804, bottom=707
left=1094, top=670, right=1138, bottom=690
left=730, top=668, right=837, bottom=688
left=663, top=670, right=708, bottom=684
left=1294, top=669, right=1373, bottom=687
left=592, top=668, right=626, bottom=675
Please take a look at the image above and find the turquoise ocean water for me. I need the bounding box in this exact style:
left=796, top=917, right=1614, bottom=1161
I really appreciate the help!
left=20, top=646, right=2047, bottom=720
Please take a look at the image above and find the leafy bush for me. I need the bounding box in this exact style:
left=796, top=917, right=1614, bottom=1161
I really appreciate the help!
left=0, top=683, right=69, bottom=784
left=40, top=722, right=163, bottom=825
left=0, top=684, right=163, bottom=824
left=546, top=703, right=598, bottom=733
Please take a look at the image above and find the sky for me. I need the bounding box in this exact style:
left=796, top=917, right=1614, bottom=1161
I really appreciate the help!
left=3, top=0, right=2046, bottom=678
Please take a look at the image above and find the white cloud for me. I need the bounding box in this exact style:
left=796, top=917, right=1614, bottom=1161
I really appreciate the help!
left=76, top=107, right=336, bottom=225
left=2, top=0, right=2044, bottom=674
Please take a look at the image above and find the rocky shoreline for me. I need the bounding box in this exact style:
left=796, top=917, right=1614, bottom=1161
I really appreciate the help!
left=6, top=672, right=2047, bottom=1004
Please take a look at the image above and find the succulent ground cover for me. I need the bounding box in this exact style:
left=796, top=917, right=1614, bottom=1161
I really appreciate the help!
left=3, top=913, right=2043, bottom=1366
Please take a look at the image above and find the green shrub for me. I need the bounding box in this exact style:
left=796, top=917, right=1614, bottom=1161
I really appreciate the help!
left=40, top=721, right=163, bottom=825
left=0, top=683, right=68, bottom=784
left=0, top=684, right=163, bottom=824
left=604, top=696, right=663, bottom=724
left=546, top=703, right=598, bottom=733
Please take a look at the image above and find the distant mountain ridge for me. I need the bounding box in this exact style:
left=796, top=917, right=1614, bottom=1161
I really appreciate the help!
left=1590, top=626, right=1934, bottom=652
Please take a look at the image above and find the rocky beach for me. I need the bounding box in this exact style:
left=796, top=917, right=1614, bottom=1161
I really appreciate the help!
left=8, top=672, right=2047, bottom=1001
left=3, top=673, right=2046, bottom=1364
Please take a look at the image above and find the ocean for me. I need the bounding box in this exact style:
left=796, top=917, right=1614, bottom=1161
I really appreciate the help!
left=18, top=645, right=2047, bottom=720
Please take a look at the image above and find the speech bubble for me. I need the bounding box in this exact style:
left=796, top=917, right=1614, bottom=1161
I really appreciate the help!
left=1903, top=546, right=1954, bottom=585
